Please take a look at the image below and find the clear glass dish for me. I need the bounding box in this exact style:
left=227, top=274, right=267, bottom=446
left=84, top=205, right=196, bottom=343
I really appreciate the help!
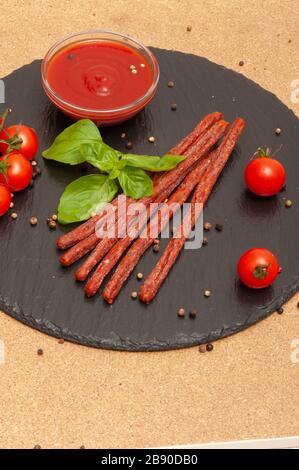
left=41, top=30, right=160, bottom=126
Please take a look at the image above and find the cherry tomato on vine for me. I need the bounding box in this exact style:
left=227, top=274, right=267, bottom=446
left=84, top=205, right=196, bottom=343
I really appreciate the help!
left=0, top=125, right=38, bottom=160
left=244, top=147, right=286, bottom=196
left=238, top=248, right=280, bottom=289
left=0, top=152, right=32, bottom=192
left=0, top=184, right=11, bottom=216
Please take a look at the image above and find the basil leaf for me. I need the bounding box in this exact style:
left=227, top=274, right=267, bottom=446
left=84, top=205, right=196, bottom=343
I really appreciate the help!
left=42, top=119, right=102, bottom=165
left=118, top=167, right=153, bottom=199
left=58, top=174, right=118, bottom=224
left=81, top=142, right=121, bottom=173
left=122, top=153, right=185, bottom=171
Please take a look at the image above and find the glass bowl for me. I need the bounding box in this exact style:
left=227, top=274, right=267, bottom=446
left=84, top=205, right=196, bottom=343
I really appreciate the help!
left=41, top=30, right=160, bottom=126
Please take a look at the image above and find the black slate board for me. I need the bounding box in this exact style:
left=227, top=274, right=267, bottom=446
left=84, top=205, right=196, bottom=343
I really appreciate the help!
left=0, top=48, right=298, bottom=351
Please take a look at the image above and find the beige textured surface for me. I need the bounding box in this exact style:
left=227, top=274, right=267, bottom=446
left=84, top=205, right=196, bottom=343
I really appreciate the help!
left=0, top=0, right=298, bottom=449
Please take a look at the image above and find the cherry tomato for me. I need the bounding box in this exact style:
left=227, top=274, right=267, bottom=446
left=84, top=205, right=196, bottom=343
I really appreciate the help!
left=244, top=147, right=286, bottom=196
left=0, top=184, right=11, bottom=216
left=238, top=248, right=280, bottom=289
left=0, top=152, right=32, bottom=192
left=0, top=124, right=38, bottom=160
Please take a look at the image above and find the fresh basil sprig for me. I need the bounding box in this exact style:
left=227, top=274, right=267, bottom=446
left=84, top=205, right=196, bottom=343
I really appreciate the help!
left=118, top=167, right=153, bottom=199
left=42, top=119, right=102, bottom=165
left=42, top=119, right=185, bottom=224
left=57, top=175, right=118, bottom=224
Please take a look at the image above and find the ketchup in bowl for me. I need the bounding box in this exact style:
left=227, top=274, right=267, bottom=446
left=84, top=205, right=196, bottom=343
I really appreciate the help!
left=41, top=31, right=160, bottom=125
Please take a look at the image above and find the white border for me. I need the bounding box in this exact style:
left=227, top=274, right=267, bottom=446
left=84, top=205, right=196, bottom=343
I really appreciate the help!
left=161, top=436, right=299, bottom=449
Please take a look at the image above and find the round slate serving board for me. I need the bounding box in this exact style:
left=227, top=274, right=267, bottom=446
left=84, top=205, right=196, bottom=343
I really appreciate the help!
left=0, top=48, right=298, bottom=351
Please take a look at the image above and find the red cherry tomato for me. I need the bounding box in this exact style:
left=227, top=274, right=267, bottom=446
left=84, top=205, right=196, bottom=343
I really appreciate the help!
left=238, top=248, right=280, bottom=289
left=0, top=152, right=32, bottom=192
left=244, top=147, right=286, bottom=196
left=0, top=184, right=11, bottom=216
left=0, top=125, right=38, bottom=160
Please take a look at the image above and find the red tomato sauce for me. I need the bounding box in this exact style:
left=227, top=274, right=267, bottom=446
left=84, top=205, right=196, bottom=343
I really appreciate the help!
left=46, top=41, right=154, bottom=110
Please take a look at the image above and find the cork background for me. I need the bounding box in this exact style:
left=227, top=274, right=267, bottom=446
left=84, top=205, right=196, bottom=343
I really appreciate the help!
left=0, top=0, right=298, bottom=448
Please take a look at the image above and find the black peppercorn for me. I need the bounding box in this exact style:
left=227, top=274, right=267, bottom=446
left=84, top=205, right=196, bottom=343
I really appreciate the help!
left=189, top=310, right=197, bottom=319
left=206, top=343, right=214, bottom=352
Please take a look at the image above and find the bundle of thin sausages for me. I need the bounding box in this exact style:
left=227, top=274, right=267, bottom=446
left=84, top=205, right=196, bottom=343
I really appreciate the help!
left=56, top=112, right=245, bottom=304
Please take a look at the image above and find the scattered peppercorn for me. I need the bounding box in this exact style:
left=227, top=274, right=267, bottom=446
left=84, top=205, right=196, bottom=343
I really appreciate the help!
left=136, top=272, right=143, bottom=280
left=11, top=212, right=18, bottom=220
left=120, top=132, right=126, bottom=139
left=171, top=103, right=177, bottom=111
left=153, top=244, right=160, bottom=253
left=35, top=167, right=41, bottom=175
left=206, top=343, right=214, bottom=352
left=275, top=127, right=281, bottom=135
left=10, top=202, right=14, bottom=208
left=48, top=220, right=57, bottom=230
left=202, top=237, right=208, bottom=246
left=11, top=193, right=14, bottom=198
left=167, top=80, right=175, bottom=88
left=126, top=141, right=133, bottom=150
left=51, top=214, right=58, bottom=221
left=288, top=39, right=292, bottom=43
left=34, top=444, right=41, bottom=449
left=178, top=308, right=185, bottom=317
left=131, top=291, right=138, bottom=299
left=204, top=221, right=212, bottom=231
left=215, top=223, right=223, bottom=232
left=80, top=445, right=86, bottom=449
left=239, top=60, right=244, bottom=66
left=189, top=309, right=197, bottom=319
left=186, top=25, right=192, bottom=32
left=277, top=307, right=284, bottom=314
left=31, top=160, right=37, bottom=167
left=58, top=338, right=65, bottom=344
left=204, top=290, right=211, bottom=298
left=37, top=348, right=43, bottom=356
left=285, top=199, right=292, bottom=208
left=148, top=136, right=155, bottom=143
left=280, top=185, right=286, bottom=192
left=30, top=216, right=38, bottom=226
left=153, top=239, right=160, bottom=245
left=198, top=345, right=206, bottom=353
